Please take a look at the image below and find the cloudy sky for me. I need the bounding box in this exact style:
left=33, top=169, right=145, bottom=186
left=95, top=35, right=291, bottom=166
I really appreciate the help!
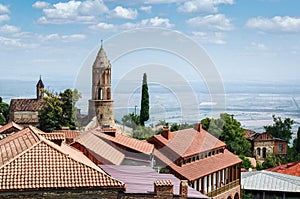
left=0, top=0, right=300, bottom=84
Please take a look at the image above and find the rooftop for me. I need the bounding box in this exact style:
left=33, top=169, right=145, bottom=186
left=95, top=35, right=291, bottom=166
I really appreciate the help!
left=9, top=98, right=43, bottom=112
left=0, top=121, right=23, bottom=138
left=100, top=165, right=208, bottom=198
left=0, top=126, right=125, bottom=192
left=241, top=170, right=300, bottom=192
left=267, top=161, right=300, bottom=177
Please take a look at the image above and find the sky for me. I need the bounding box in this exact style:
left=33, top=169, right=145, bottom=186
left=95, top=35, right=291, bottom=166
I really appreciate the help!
left=0, top=0, right=300, bottom=85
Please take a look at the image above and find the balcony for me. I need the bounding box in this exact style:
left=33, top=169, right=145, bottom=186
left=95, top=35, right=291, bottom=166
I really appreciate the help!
left=207, top=179, right=240, bottom=197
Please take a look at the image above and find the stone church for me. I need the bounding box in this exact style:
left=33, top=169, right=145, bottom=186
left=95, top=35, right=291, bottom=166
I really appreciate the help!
left=88, top=42, right=115, bottom=128
left=8, top=77, right=44, bottom=126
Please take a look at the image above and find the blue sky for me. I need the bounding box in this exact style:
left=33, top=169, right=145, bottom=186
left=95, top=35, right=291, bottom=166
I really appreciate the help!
left=0, top=0, right=300, bottom=84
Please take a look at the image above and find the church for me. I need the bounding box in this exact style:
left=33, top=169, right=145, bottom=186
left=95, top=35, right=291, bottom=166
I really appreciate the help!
left=88, top=42, right=115, bottom=128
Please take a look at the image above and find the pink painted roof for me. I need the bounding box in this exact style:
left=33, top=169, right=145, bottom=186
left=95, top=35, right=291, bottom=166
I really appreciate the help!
left=100, top=165, right=208, bottom=198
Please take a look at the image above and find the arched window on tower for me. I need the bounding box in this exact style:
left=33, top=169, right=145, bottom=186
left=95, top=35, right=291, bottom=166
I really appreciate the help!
left=107, top=88, right=111, bottom=100
left=98, top=88, right=103, bottom=100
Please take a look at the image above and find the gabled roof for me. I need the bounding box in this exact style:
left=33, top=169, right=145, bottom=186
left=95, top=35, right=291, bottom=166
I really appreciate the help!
left=148, top=127, right=226, bottom=159
left=267, top=161, right=300, bottom=177
left=0, top=121, right=23, bottom=135
left=0, top=126, right=125, bottom=192
left=9, top=98, right=43, bottom=112
left=76, top=131, right=125, bottom=165
left=154, top=148, right=241, bottom=181
left=53, top=130, right=79, bottom=140
left=90, top=128, right=154, bottom=155
left=100, top=165, right=208, bottom=198
left=241, top=170, right=300, bottom=192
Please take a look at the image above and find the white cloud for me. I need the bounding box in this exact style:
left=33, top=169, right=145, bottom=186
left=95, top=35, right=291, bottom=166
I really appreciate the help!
left=0, top=36, right=35, bottom=48
left=246, top=16, right=300, bottom=32
left=0, top=25, right=20, bottom=33
left=39, top=33, right=86, bottom=42
left=139, top=6, right=152, bottom=14
left=140, top=16, right=174, bottom=28
left=110, top=6, right=138, bottom=20
left=186, top=14, right=233, bottom=31
left=62, top=34, right=86, bottom=42
left=0, top=4, right=9, bottom=14
left=0, top=14, right=10, bottom=23
left=37, top=0, right=108, bottom=24
left=249, top=42, right=267, bottom=50
left=89, top=22, right=114, bottom=30
left=192, top=31, right=226, bottom=44
left=32, top=1, right=50, bottom=9
left=178, top=0, right=234, bottom=13
left=78, top=0, right=108, bottom=15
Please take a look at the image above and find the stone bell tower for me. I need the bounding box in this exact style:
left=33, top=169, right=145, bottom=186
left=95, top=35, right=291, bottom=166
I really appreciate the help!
left=88, top=41, right=114, bottom=127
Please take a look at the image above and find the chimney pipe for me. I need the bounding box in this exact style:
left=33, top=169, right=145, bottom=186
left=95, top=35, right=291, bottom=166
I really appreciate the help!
left=162, top=126, right=171, bottom=140
left=180, top=180, right=188, bottom=198
left=193, top=123, right=202, bottom=132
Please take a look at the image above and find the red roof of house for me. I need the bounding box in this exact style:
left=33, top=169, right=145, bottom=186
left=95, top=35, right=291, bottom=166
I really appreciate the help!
left=267, top=161, right=300, bottom=177
left=52, top=130, right=79, bottom=140
left=148, top=127, right=226, bottom=159
left=90, top=128, right=154, bottom=155
left=0, top=121, right=23, bottom=135
left=154, top=148, right=241, bottom=181
left=0, top=126, right=125, bottom=192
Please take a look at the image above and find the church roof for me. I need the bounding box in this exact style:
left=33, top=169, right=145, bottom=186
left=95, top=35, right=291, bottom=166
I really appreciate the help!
left=9, top=98, right=43, bottom=112
left=36, top=77, right=44, bottom=88
left=93, top=44, right=111, bottom=70
left=0, top=126, right=125, bottom=192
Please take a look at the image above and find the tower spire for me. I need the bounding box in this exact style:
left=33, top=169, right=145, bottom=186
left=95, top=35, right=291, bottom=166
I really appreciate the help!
left=101, top=39, right=103, bottom=48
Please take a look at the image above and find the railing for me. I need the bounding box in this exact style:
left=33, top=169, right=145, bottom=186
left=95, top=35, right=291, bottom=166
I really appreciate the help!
left=207, top=179, right=240, bottom=197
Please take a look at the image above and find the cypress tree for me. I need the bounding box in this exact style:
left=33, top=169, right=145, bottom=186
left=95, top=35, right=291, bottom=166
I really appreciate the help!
left=140, top=73, right=149, bottom=126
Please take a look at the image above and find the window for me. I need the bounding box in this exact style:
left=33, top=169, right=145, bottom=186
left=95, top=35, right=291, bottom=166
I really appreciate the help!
left=279, top=144, right=284, bottom=152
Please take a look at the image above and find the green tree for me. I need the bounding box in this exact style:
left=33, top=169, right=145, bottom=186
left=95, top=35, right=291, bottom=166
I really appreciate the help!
left=59, top=89, right=80, bottom=129
left=39, top=89, right=80, bottom=132
left=140, top=73, right=149, bottom=126
left=201, top=117, right=224, bottom=138
left=239, top=155, right=253, bottom=169
left=242, top=188, right=252, bottom=199
left=262, top=154, right=279, bottom=169
left=38, top=90, right=63, bottom=132
left=264, top=115, right=294, bottom=142
left=132, top=125, right=155, bottom=140
left=122, top=113, right=140, bottom=130
left=220, top=113, right=252, bottom=156
left=170, top=123, right=180, bottom=132
left=0, top=97, right=9, bottom=125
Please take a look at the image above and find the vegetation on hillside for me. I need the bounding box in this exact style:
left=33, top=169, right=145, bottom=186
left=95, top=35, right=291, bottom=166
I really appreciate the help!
left=264, top=115, right=294, bottom=142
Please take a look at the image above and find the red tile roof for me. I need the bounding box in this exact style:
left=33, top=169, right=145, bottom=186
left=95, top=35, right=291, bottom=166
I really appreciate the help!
left=148, top=127, right=226, bottom=159
left=90, top=128, right=154, bottom=155
left=154, top=179, right=173, bottom=186
left=0, top=121, right=23, bottom=135
left=0, top=126, right=125, bottom=192
left=76, top=131, right=125, bottom=165
left=9, top=98, right=44, bottom=112
left=38, top=132, right=65, bottom=140
left=267, top=161, right=300, bottom=177
left=53, top=130, right=79, bottom=140
left=154, top=148, right=242, bottom=181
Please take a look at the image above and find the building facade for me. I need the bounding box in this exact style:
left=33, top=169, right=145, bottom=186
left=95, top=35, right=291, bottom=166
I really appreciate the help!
left=8, top=77, right=44, bottom=126
left=88, top=43, right=115, bottom=127
left=148, top=124, right=242, bottom=199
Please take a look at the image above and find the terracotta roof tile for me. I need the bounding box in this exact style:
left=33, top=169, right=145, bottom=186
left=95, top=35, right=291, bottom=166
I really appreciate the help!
left=154, top=148, right=241, bottom=181
left=52, top=130, right=79, bottom=140
left=154, top=179, right=173, bottom=186
left=91, top=128, right=154, bottom=155
left=76, top=131, right=125, bottom=165
left=38, top=132, right=65, bottom=140
left=0, top=126, right=125, bottom=191
left=0, top=121, right=24, bottom=134
left=267, top=161, right=300, bottom=177
left=9, top=99, right=43, bottom=112
left=149, top=128, right=226, bottom=159
left=14, top=117, right=39, bottom=124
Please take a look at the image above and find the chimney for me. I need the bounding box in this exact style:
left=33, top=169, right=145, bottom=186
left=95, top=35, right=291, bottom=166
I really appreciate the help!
left=154, top=180, right=173, bottom=197
left=193, top=123, right=202, bottom=132
left=161, top=126, right=171, bottom=140
left=180, top=180, right=188, bottom=198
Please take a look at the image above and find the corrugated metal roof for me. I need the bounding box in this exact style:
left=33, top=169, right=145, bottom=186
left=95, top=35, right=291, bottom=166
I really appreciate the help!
left=241, top=170, right=300, bottom=192
left=100, top=165, right=208, bottom=198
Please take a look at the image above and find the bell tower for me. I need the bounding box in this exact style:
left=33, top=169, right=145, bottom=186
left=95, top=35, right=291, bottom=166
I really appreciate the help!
left=36, top=76, right=44, bottom=100
left=88, top=41, right=114, bottom=127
